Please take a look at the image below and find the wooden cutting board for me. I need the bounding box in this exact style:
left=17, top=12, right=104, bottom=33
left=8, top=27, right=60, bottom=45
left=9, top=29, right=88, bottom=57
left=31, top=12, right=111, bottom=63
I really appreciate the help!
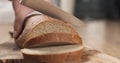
left=0, top=39, right=120, bottom=63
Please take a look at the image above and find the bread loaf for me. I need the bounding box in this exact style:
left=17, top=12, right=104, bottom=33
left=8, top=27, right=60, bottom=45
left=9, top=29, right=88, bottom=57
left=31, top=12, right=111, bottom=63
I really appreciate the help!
left=21, top=45, right=84, bottom=63
left=16, top=14, right=82, bottom=48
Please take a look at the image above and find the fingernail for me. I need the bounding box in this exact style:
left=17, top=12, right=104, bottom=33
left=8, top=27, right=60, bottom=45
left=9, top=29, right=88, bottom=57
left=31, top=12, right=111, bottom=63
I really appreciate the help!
left=13, top=31, right=17, bottom=38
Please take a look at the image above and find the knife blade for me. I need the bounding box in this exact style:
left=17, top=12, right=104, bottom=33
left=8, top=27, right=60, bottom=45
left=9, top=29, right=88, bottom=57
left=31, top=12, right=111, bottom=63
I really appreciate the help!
left=21, top=0, right=84, bottom=30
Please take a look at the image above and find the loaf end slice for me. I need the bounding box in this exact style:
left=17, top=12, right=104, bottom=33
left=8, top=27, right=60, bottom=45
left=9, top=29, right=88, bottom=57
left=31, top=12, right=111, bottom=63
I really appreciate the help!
left=21, top=45, right=84, bottom=63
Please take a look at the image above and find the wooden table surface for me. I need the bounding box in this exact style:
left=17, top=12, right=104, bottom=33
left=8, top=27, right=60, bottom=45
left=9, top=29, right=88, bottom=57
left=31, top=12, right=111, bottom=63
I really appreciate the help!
left=0, top=20, right=120, bottom=59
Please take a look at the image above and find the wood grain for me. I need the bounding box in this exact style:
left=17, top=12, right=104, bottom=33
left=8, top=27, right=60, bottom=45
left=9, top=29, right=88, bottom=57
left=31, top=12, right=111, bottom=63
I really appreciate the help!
left=0, top=40, right=120, bottom=63
left=0, top=21, right=120, bottom=63
left=78, top=21, right=120, bottom=59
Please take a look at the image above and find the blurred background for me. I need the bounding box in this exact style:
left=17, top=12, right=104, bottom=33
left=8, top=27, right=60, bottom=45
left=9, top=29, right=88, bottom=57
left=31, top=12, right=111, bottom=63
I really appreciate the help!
left=0, top=0, right=120, bottom=60
left=1, top=0, right=120, bottom=24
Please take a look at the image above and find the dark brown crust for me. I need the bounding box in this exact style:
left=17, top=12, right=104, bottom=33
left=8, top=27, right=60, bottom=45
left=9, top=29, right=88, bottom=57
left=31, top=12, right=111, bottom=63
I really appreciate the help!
left=0, top=59, right=23, bottom=63
left=22, top=48, right=84, bottom=63
left=23, top=33, right=82, bottom=48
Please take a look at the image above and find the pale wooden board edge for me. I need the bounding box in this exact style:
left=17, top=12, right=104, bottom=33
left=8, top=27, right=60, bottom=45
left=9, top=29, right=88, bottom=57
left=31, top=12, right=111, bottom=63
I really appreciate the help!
left=0, top=40, right=120, bottom=63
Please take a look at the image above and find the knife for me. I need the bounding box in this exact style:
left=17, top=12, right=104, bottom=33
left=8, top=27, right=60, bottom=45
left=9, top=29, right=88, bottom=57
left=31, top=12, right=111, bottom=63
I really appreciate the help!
left=20, top=0, right=84, bottom=30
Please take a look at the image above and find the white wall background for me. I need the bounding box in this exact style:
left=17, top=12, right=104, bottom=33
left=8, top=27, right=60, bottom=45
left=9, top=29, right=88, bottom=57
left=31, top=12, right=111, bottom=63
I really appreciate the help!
left=0, top=0, right=14, bottom=24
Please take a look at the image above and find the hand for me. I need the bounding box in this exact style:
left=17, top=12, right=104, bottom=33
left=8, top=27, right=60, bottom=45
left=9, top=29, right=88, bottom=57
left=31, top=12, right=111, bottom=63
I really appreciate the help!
left=10, top=0, right=34, bottom=39
left=10, top=0, right=52, bottom=39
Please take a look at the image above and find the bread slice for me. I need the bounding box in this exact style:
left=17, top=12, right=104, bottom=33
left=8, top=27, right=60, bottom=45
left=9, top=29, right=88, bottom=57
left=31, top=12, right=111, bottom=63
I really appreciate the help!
left=16, top=14, right=82, bottom=48
left=21, top=45, right=84, bottom=63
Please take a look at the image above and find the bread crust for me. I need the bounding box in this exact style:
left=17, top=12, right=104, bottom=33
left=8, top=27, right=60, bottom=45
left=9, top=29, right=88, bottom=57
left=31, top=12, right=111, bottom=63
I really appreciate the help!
left=23, top=33, right=82, bottom=48
left=22, top=47, right=84, bottom=63
left=15, top=14, right=50, bottom=48
left=16, top=14, right=82, bottom=48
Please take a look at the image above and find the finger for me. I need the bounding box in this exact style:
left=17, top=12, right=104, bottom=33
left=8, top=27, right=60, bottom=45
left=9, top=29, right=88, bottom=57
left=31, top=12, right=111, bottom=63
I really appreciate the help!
left=14, top=18, right=23, bottom=39
left=12, top=0, right=34, bottom=39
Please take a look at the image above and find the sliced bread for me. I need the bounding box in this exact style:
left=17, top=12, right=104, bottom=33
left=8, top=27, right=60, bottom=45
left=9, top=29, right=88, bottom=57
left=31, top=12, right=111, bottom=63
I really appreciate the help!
left=16, top=14, right=82, bottom=48
left=21, top=45, right=84, bottom=63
